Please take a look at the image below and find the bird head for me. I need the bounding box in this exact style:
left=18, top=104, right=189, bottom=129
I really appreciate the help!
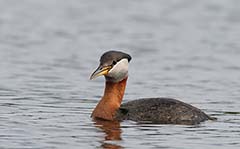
left=90, top=51, right=132, bottom=82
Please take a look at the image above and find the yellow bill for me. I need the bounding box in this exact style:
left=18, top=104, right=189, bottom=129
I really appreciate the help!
left=90, top=65, right=112, bottom=80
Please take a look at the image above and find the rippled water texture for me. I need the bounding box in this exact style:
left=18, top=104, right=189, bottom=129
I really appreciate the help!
left=0, top=0, right=240, bottom=148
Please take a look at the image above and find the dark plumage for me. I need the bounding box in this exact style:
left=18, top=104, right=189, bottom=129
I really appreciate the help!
left=100, top=51, right=132, bottom=66
left=116, top=98, right=214, bottom=125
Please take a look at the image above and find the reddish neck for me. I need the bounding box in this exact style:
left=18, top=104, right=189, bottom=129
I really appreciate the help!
left=91, top=77, right=128, bottom=121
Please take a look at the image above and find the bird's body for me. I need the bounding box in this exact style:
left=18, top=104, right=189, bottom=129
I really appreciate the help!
left=90, top=51, right=215, bottom=125
left=116, top=98, right=211, bottom=125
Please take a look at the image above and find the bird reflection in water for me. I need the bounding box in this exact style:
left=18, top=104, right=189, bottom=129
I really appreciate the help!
left=94, top=119, right=123, bottom=149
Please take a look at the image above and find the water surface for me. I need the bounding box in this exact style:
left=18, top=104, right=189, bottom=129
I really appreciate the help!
left=0, top=0, right=240, bottom=148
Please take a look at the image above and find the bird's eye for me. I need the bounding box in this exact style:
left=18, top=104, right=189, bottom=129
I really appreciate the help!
left=112, top=61, right=117, bottom=65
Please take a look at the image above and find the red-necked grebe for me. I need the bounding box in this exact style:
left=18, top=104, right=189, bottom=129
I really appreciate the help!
left=90, top=51, right=214, bottom=124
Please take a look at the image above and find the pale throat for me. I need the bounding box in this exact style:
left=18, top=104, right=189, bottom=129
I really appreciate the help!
left=91, top=77, right=128, bottom=121
left=106, top=59, right=129, bottom=82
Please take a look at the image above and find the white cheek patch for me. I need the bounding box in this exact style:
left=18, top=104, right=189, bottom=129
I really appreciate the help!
left=107, top=59, right=129, bottom=82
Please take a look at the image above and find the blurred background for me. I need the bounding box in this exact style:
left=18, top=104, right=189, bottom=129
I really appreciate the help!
left=0, top=0, right=240, bottom=148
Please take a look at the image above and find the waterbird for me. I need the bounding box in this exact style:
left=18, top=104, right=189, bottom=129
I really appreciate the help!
left=90, top=51, right=215, bottom=124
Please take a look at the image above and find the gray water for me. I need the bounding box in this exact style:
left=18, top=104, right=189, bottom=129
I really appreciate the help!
left=0, top=0, right=240, bottom=148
